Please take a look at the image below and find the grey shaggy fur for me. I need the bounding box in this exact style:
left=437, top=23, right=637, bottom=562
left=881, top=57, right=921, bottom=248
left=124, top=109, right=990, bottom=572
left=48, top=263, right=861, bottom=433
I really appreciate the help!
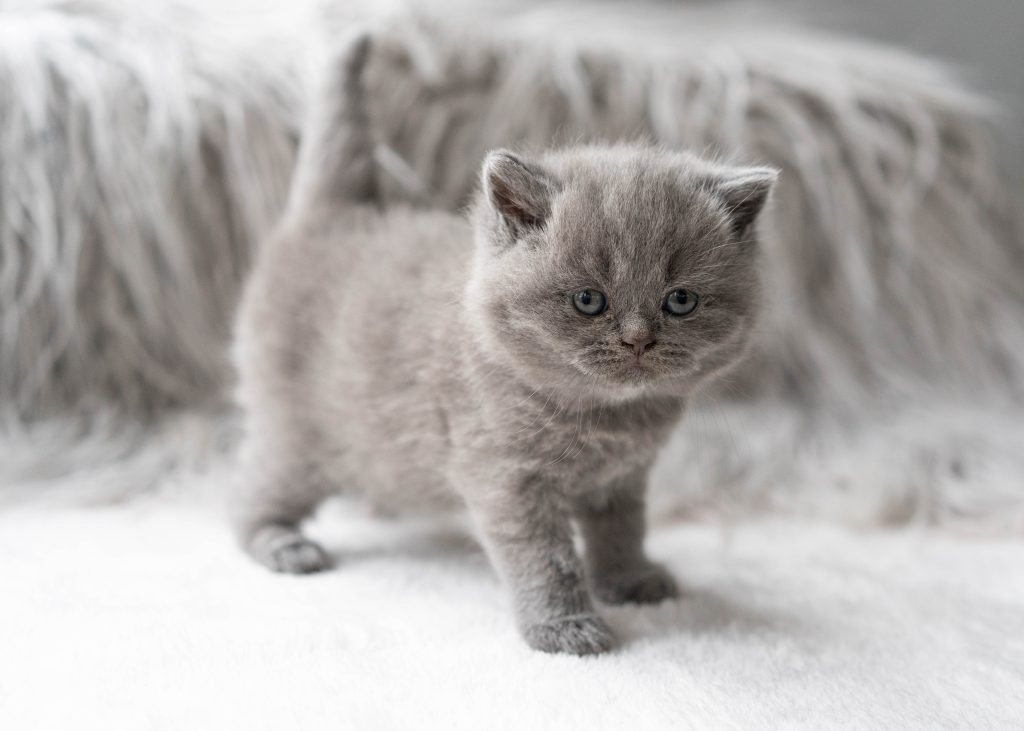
left=1, top=1, right=1022, bottom=527
left=232, top=35, right=776, bottom=655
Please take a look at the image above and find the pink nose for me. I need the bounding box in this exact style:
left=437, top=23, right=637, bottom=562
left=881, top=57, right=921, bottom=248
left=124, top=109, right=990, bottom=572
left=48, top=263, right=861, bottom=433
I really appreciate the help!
left=621, top=334, right=656, bottom=358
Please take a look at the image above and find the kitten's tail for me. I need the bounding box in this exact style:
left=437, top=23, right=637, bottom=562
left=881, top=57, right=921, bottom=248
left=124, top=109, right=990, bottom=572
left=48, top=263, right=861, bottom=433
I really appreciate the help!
left=286, top=31, right=377, bottom=216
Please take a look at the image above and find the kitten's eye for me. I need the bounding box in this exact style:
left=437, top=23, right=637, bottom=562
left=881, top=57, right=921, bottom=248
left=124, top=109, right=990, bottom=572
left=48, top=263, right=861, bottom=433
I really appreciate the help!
left=663, top=289, right=699, bottom=316
left=572, top=289, right=607, bottom=316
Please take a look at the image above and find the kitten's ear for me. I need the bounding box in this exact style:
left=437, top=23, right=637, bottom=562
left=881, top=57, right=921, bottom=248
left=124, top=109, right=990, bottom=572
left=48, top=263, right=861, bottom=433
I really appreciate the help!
left=482, top=150, right=556, bottom=233
left=715, top=167, right=779, bottom=238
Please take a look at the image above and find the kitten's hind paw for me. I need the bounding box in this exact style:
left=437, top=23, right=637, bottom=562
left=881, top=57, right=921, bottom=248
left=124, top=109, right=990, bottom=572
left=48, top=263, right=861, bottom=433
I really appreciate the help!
left=245, top=528, right=329, bottom=573
left=593, top=563, right=679, bottom=605
left=268, top=538, right=332, bottom=574
left=522, top=614, right=615, bottom=656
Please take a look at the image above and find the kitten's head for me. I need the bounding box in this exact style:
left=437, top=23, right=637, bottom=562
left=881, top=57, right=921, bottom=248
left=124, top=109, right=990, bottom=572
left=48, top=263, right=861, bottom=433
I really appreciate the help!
left=466, top=145, right=776, bottom=400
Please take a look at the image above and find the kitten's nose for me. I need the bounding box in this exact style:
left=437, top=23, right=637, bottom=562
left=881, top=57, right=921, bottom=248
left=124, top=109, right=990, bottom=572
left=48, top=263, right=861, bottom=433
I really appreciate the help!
left=621, top=333, right=656, bottom=358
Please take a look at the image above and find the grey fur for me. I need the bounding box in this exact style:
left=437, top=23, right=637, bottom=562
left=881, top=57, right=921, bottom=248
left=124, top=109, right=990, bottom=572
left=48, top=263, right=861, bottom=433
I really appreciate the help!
left=232, top=37, right=776, bottom=655
left=288, top=33, right=378, bottom=214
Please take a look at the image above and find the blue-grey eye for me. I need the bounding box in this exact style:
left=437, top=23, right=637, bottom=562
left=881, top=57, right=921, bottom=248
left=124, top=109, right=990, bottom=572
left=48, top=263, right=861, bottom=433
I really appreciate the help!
left=664, top=289, right=699, bottom=316
left=572, top=289, right=607, bottom=316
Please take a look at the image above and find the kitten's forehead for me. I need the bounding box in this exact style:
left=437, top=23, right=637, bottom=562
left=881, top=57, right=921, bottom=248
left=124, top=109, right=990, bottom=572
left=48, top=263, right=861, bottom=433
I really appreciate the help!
left=545, top=149, right=727, bottom=282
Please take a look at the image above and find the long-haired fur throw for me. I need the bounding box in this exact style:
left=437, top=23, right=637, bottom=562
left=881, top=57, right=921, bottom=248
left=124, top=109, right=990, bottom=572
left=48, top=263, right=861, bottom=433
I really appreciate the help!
left=1, top=1, right=1022, bottom=528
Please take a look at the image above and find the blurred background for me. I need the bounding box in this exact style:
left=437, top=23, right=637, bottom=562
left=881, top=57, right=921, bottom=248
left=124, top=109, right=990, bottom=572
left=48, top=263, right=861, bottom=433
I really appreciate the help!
left=664, top=0, right=1024, bottom=184
left=1, top=0, right=1021, bottom=511
left=785, top=0, right=1023, bottom=179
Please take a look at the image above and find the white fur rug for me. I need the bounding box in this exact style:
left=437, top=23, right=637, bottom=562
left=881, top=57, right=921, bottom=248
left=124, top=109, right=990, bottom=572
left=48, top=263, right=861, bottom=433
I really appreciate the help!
left=3, top=492, right=1022, bottom=729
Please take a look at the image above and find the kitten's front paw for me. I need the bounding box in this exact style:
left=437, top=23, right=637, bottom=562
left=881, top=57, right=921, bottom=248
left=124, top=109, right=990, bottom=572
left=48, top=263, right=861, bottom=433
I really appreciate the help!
left=593, top=562, right=679, bottom=605
left=522, top=614, right=615, bottom=656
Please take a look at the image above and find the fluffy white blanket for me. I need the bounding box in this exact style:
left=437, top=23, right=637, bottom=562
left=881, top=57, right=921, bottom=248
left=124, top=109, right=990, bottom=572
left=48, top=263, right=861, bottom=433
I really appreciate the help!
left=3, top=491, right=1022, bottom=729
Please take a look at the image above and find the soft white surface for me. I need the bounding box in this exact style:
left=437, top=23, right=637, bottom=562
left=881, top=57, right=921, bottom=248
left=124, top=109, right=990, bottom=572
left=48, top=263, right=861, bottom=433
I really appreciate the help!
left=3, top=497, right=1022, bottom=730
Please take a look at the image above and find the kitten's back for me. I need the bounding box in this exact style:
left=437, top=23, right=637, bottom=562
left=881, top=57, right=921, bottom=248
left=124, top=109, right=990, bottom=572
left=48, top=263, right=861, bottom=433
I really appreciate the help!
left=234, top=30, right=474, bottom=513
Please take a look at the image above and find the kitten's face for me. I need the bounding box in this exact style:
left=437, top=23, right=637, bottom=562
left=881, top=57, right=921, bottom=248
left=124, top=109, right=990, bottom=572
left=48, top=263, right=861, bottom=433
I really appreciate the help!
left=468, top=147, right=776, bottom=399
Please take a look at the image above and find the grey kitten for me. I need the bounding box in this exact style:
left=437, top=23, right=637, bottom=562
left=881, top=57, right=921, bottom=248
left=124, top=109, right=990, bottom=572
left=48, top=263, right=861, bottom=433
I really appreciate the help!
left=231, top=35, right=776, bottom=655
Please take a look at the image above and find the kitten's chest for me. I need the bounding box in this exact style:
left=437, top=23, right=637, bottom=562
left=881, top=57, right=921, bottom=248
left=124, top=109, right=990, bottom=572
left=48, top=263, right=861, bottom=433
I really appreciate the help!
left=486, top=395, right=683, bottom=488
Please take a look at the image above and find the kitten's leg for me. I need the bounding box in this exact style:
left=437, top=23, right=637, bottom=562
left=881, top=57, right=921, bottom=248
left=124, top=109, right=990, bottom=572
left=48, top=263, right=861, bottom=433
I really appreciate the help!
left=465, top=473, right=613, bottom=656
left=232, top=458, right=332, bottom=575
left=577, top=472, right=678, bottom=605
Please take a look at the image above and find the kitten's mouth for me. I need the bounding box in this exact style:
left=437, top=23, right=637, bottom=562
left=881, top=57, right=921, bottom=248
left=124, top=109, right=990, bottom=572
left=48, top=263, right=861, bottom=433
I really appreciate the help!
left=608, top=355, right=702, bottom=386
left=573, top=352, right=696, bottom=388
left=613, top=358, right=660, bottom=384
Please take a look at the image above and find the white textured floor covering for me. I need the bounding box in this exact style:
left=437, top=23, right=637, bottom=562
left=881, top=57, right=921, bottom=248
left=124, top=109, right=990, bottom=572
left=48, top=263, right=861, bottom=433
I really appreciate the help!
left=2, top=496, right=1022, bottom=730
